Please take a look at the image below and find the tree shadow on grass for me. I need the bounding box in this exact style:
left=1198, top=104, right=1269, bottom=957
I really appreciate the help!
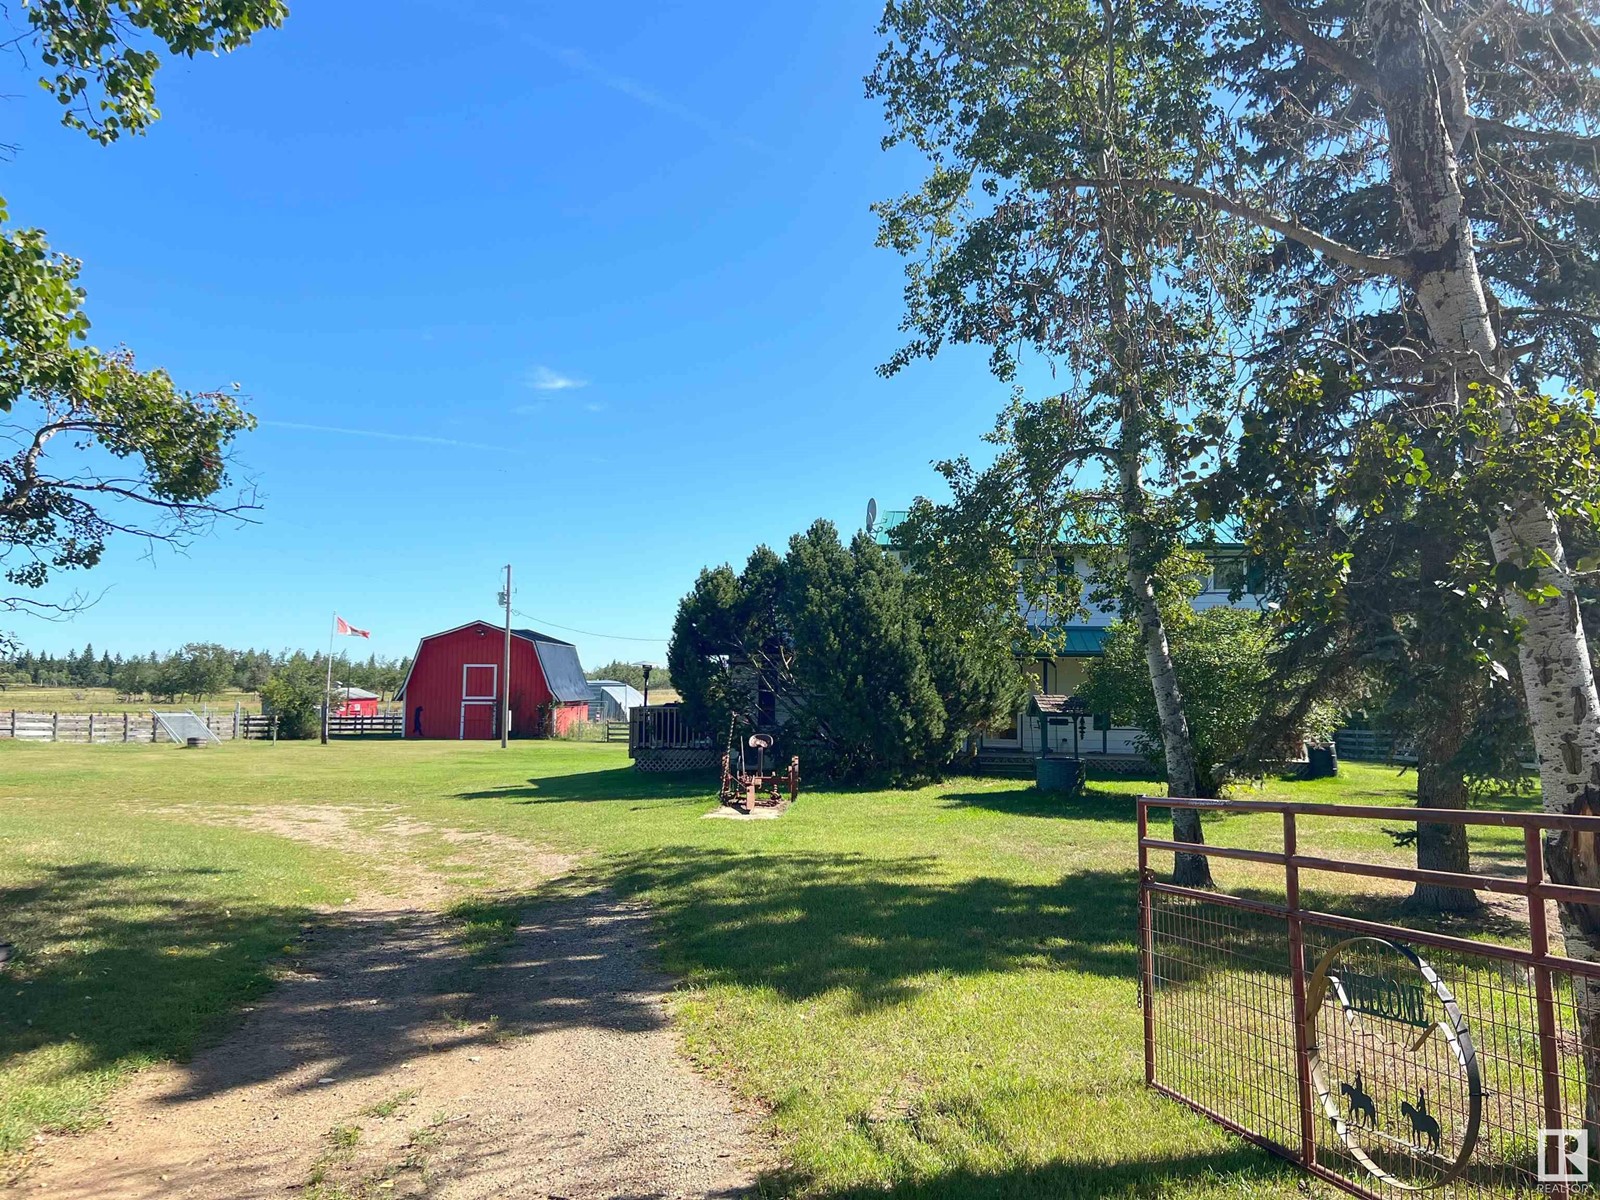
left=162, top=886, right=677, bottom=1105
left=454, top=766, right=715, bottom=805
left=0, top=862, right=310, bottom=1134
left=4, top=862, right=705, bottom=1105
left=604, top=847, right=1143, bottom=1009
left=762, top=1143, right=1293, bottom=1199
left=938, top=786, right=1145, bottom=824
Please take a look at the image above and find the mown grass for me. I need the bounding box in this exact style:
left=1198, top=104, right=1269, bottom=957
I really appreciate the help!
left=443, top=897, right=524, bottom=959
left=0, top=740, right=1540, bottom=1196
left=0, top=795, right=344, bottom=1164
left=0, top=685, right=264, bottom=714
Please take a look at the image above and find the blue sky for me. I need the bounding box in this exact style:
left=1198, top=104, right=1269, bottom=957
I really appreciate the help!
left=4, top=1, right=1031, bottom=667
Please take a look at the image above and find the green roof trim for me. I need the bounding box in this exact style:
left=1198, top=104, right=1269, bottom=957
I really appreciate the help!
left=1021, top=626, right=1111, bottom=656
left=1060, top=627, right=1111, bottom=656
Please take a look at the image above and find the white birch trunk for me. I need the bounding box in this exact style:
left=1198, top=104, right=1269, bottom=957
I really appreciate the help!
left=1130, top=555, right=1214, bottom=886
left=1370, top=0, right=1600, bottom=1132
left=1093, top=0, right=1211, bottom=885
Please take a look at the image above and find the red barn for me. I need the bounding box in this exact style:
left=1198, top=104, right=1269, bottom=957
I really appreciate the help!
left=334, top=685, right=380, bottom=718
left=395, top=621, right=591, bottom=739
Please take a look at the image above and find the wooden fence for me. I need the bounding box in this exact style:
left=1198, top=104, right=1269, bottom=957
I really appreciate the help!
left=0, top=710, right=244, bottom=743
left=0, top=709, right=404, bottom=743
left=326, top=713, right=404, bottom=737
left=235, top=713, right=403, bottom=739
left=1333, top=727, right=1536, bottom=769
left=1332, top=728, right=1415, bottom=763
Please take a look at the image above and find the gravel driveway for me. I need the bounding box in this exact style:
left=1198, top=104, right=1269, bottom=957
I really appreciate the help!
left=12, top=808, right=767, bottom=1199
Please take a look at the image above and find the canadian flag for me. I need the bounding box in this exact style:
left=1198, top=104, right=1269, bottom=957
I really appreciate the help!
left=335, top=615, right=371, bottom=639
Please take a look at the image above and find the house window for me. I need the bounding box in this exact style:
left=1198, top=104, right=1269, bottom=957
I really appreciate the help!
left=1053, top=555, right=1071, bottom=596
left=1210, top=558, right=1254, bottom=594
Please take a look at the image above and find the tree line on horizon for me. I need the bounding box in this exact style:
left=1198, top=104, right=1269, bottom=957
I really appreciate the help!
left=0, top=644, right=412, bottom=705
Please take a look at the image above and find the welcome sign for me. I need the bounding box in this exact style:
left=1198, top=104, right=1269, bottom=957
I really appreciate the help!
left=1307, top=937, right=1483, bottom=1190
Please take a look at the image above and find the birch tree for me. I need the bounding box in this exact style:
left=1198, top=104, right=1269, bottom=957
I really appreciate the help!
left=872, top=0, right=1241, bottom=883
left=1049, top=0, right=1600, bottom=1128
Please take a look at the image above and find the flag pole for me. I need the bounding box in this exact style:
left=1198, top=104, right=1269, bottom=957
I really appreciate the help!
left=322, top=612, right=335, bottom=746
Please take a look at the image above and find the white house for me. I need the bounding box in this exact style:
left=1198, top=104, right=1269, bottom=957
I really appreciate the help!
left=876, top=508, right=1264, bottom=764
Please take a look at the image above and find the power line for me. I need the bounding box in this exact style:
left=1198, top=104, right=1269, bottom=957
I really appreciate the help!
left=511, top=610, right=668, bottom=644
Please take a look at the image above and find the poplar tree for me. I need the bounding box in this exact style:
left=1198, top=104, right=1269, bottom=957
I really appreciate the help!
left=871, top=0, right=1240, bottom=883
left=879, top=0, right=1600, bottom=1127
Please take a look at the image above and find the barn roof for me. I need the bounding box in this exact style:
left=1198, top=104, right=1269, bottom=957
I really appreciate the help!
left=335, top=685, right=380, bottom=700
left=393, top=621, right=586, bottom=701
left=530, top=637, right=591, bottom=703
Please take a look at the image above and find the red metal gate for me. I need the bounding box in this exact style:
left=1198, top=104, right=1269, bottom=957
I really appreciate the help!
left=1138, top=795, right=1600, bottom=1198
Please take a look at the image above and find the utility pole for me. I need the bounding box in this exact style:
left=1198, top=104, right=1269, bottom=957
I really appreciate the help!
left=501, top=564, right=512, bottom=749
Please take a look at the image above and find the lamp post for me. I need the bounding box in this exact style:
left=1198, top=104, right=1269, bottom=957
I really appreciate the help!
left=641, top=663, right=652, bottom=709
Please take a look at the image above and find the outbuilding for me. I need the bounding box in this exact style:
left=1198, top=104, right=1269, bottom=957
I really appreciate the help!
left=394, top=621, right=591, bottom=739
left=588, top=679, right=645, bottom=722
left=333, top=685, right=380, bottom=718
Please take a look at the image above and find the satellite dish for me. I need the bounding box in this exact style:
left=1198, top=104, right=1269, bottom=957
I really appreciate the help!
left=865, top=497, right=878, bottom=534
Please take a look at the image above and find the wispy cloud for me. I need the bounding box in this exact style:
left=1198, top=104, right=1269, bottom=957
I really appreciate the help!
left=262, top=420, right=508, bottom=452
left=419, top=2, right=774, bottom=158
left=545, top=44, right=776, bottom=158
left=452, top=6, right=774, bottom=159
left=527, top=365, right=588, bottom=392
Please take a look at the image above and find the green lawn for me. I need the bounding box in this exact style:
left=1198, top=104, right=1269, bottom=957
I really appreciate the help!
left=0, top=742, right=1538, bottom=1196
left=0, top=685, right=264, bottom=714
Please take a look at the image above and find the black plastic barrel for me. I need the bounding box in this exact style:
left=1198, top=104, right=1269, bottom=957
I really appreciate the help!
left=1306, top=743, right=1337, bottom=778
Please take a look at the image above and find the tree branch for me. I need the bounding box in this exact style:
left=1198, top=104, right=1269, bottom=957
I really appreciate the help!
left=1471, top=117, right=1600, bottom=154
left=1049, top=175, right=1415, bottom=281
left=1503, top=305, right=1600, bottom=325
left=1259, top=0, right=1384, bottom=96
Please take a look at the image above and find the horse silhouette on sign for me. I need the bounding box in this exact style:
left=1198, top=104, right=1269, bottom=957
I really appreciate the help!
left=1339, top=1071, right=1379, bottom=1129
left=1400, top=1088, right=1442, bottom=1154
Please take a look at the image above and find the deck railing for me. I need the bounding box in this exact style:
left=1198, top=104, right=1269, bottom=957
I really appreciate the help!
left=628, top=704, right=710, bottom=753
left=627, top=704, right=717, bottom=772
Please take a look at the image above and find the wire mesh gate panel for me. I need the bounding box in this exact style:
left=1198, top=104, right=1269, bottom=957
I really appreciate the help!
left=1138, top=797, right=1600, bottom=1199
left=151, top=710, right=221, bottom=744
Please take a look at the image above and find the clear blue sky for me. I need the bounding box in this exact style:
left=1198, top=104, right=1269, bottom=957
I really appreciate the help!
left=4, top=1, right=1030, bottom=667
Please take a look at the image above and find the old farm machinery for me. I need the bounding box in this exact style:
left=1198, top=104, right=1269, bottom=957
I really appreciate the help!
left=720, top=728, right=800, bottom=813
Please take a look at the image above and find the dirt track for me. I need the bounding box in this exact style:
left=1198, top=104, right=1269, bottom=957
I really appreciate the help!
left=12, top=808, right=766, bottom=1199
